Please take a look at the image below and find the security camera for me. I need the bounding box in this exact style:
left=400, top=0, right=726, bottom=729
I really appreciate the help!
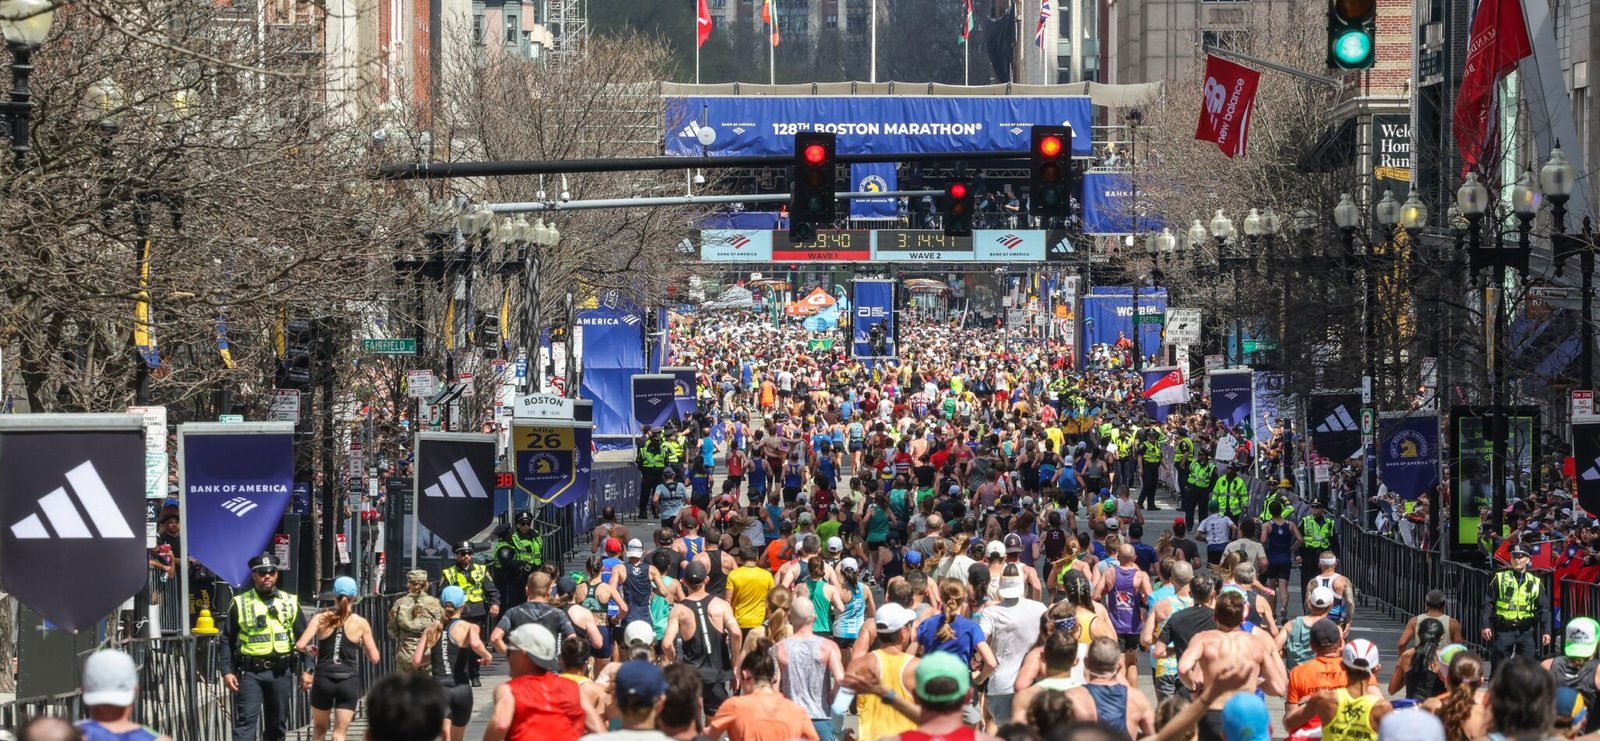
left=559, top=190, right=572, bottom=202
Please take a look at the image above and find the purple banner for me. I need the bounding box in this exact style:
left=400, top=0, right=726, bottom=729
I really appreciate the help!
left=1208, top=369, right=1254, bottom=433
left=182, top=429, right=294, bottom=587
left=1379, top=414, right=1440, bottom=501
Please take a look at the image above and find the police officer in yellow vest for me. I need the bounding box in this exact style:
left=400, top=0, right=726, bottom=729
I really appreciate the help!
left=663, top=425, right=686, bottom=476
left=1182, top=448, right=1216, bottom=525
left=441, top=541, right=500, bottom=686
left=1173, top=428, right=1195, bottom=481
left=637, top=425, right=666, bottom=517
left=1137, top=428, right=1164, bottom=510
left=221, top=554, right=310, bottom=741
left=1480, top=544, right=1551, bottom=667
left=1299, top=499, right=1338, bottom=594
left=1211, top=462, right=1249, bottom=519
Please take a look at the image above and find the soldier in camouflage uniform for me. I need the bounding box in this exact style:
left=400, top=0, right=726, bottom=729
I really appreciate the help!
left=388, top=569, right=443, bottom=674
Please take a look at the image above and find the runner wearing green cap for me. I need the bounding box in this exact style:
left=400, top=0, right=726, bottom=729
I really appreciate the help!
left=1543, top=616, right=1600, bottom=732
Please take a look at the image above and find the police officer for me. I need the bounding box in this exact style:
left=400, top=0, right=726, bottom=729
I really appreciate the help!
left=221, top=554, right=309, bottom=741
left=663, top=424, right=687, bottom=476
left=1138, top=428, right=1164, bottom=511
left=1211, top=462, right=1249, bottom=519
left=1481, top=544, right=1551, bottom=667
left=1263, top=479, right=1294, bottom=521
left=440, top=542, right=500, bottom=686
left=1182, top=448, right=1215, bottom=526
left=1299, top=499, right=1337, bottom=595
left=387, top=569, right=442, bottom=675
left=497, top=511, right=544, bottom=573
left=1173, top=428, right=1195, bottom=485
left=637, top=425, right=666, bottom=516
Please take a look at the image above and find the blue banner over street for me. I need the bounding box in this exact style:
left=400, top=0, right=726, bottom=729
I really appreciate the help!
left=1081, top=172, right=1165, bottom=235
left=1209, top=369, right=1254, bottom=432
left=180, top=427, right=294, bottom=587
left=631, top=374, right=677, bottom=428
left=1379, top=414, right=1440, bottom=501
left=850, top=163, right=898, bottom=219
left=852, top=280, right=896, bottom=359
left=663, top=366, right=698, bottom=418
left=1080, top=287, right=1166, bottom=364
left=665, top=96, right=1094, bottom=158
left=579, top=298, right=645, bottom=448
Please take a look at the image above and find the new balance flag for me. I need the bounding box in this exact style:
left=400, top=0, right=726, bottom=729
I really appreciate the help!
left=0, top=417, right=147, bottom=632
left=416, top=433, right=497, bottom=546
left=697, top=0, right=713, bottom=47
left=1453, top=0, right=1531, bottom=174
left=1193, top=54, right=1261, bottom=159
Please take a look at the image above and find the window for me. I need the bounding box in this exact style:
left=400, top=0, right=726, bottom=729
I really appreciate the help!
left=505, top=13, right=518, bottom=44
left=1201, top=29, right=1246, bottom=50
left=472, top=13, right=485, bottom=44
left=826, top=13, right=837, bottom=27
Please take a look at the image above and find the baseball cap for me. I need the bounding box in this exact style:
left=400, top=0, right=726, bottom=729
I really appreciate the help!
left=556, top=575, right=578, bottom=597
left=333, top=576, right=358, bottom=599
left=1105, top=517, right=1121, bottom=530
left=914, top=651, right=972, bottom=703
left=1342, top=638, right=1380, bottom=671
left=997, top=574, right=1025, bottom=600
left=82, top=649, right=137, bottom=707
left=875, top=603, right=917, bottom=632
left=604, top=537, right=623, bottom=554
left=623, top=620, right=655, bottom=647
left=985, top=540, right=1006, bottom=559
left=840, top=557, right=860, bottom=573
left=1020, top=496, right=1034, bottom=508
left=614, top=660, right=668, bottom=702
left=1558, top=686, right=1590, bottom=729
left=1309, top=586, right=1337, bottom=609
left=1003, top=533, right=1023, bottom=554
left=798, top=511, right=815, bottom=525
left=440, top=586, right=466, bottom=607
left=1102, top=499, right=1116, bottom=513
left=683, top=561, right=708, bottom=584
left=1436, top=643, right=1468, bottom=667
left=507, top=623, right=561, bottom=672
left=1378, top=709, right=1446, bottom=741
left=827, top=536, right=844, bottom=553
left=1220, top=692, right=1270, bottom=741
left=905, top=550, right=924, bottom=566
left=625, top=538, right=644, bottom=557
left=1310, top=618, right=1343, bottom=648
left=1567, top=617, right=1600, bottom=659
left=1173, top=516, right=1186, bottom=528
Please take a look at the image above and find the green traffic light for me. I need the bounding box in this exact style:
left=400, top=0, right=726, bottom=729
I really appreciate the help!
left=1040, top=188, right=1060, bottom=206
left=1333, top=29, right=1372, bottom=66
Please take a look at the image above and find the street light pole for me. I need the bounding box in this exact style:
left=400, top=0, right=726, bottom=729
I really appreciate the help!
left=1545, top=147, right=1590, bottom=389
left=0, top=0, right=54, bottom=168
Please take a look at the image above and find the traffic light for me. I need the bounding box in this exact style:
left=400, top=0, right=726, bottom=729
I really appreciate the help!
left=1030, top=125, right=1073, bottom=218
left=276, top=317, right=313, bottom=389
left=789, top=132, right=837, bottom=242
left=942, top=179, right=974, bottom=237
left=1327, top=0, right=1375, bottom=70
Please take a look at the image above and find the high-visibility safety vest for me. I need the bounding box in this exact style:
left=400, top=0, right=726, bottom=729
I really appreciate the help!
left=1264, top=491, right=1290, bottom=518
left=1493, top=570, right=1541, bottom=623
left=1213, top=476, right=1247, bottom=515
left=442, top=563, right=491, bottom=604
left=664, top=439, right=684, bottom=464
left=1301, top=515, right=1334, bottom=549
left=639, top=443, right=665, bottom=469
left=501, top=531, right=542, bottom=566
left=1141, top=440, right=1163, bottom=464
left=1187, top=462, right=1216, bottom=489
left=233, top=589, right=299, bottom=657
left=1175, top=438, right=1195, bottom=464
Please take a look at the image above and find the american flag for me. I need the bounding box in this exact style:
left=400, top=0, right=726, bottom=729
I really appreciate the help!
left=1035, top=0, right=1051, bottom=47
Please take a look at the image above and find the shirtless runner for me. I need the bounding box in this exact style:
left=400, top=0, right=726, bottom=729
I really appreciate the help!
left=1177, top=589, right=1288, bottom=741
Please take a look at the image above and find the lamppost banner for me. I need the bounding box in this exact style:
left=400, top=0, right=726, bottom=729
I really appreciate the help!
left=1377, top=413, right=1440, bottom=501
left=1208, top=369, right=1254, bottom=432
left=631, top=374, right=677, bottom=428
left=180, top=425, right=295, bottom=587
left=662, top=366, right=699, bottom=419
left=415, top=433, right=496, bottom=547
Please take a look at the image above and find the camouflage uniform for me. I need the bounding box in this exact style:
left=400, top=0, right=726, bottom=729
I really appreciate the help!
left=388, top=570, right=443, bottom=674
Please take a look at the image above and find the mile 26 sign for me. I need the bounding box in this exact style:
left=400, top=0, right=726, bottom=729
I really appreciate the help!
left=0, top=415, right=148, bottom=631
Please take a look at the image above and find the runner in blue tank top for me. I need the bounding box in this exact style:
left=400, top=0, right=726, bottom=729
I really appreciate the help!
left=1264, top=502, right=1303, bottom=619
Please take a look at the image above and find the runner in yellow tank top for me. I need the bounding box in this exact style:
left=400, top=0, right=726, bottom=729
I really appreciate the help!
left=1306, top=640, right=1392, bottom=741
left=846, top=605, right=923, bottom=741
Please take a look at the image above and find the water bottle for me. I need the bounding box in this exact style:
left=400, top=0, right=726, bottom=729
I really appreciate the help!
left=831, top=688, right=856, bottom=736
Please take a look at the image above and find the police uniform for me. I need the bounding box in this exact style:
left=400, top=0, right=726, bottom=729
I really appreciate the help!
left=441, top=542, right=501, bottom=685
left=387, top=569, right=443, bottom=675
left=1299, top=505, right=1336, bottom=594
left=1183, top=455, right=1216, bottom=526
left=1211, top=468, right=1248, bottom=519
left=221, top=554, right=309, bottom=741
left=1481, top=549, right=1551, bottom=667
left=638, top=428, right=666, bottom=516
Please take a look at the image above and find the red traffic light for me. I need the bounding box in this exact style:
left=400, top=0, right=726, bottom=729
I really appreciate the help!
left=1038, top=135, right=1064, bottom=158
left=948, top=182, right=968, bottom=199
left=804, top=144, right=827, bottom=165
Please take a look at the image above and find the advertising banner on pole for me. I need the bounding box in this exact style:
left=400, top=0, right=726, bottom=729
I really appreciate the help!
left=631, top=374, right=677, bottom=428
left=414, top=433, right=496, bottom=548
left=1377, top=413, right=1440, bottom=501
left=1080, top=172, right=1166, bottom=235
left=0, top=415, right=147, bottom=632
left=1308, top=391, right=1364, bottom=463
left=849, top=163, right=898, bottom=219
left=513, top=420, right=593, bottom=508
left=1209, top=369, right=1254, bottom=432
left=179, top=423, right=295, bottom=587
left=852, top=279, right=897, bottom=359
left=578, top=299, right=645, bottom=449
left=662, top=366, right=699, bottom=419
left=1573, top=414, right=1600, bottom=515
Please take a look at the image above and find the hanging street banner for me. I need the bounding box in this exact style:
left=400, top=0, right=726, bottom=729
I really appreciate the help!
left=0, top=415, right=147, bottom=632
left=1372, top=113, right=1412, bottom=202
left=852, top=279, right=897, bottom=359
left=414, top=433, right=496, bottom=547
left=631, top=374, right=678, bottom=428
left=513, top=421, right=592, bottom=507
left=662, top=366, right=699, bottom=419
left=1377, top=413, right=1440, bottom=501
left=1308, top=391, right=1364, bottom=463
left=1573, top=414, right=1600, bottom=515
left=1209, top=368, right=1254, bottom=432
left=664, top=95, right=1095, bottom=158
left=1080, top=172, right=1166, bottom=235
left=849, top=163, right=898, bottom=219
left=179, top=423, right=295, bottom=587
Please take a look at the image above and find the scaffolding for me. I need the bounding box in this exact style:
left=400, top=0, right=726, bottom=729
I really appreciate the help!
left=545, top=0, right=587, bottom=65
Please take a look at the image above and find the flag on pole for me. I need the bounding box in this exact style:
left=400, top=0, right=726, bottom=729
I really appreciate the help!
left=133, top=238, right=159, bottom=368
left=696, top=0, right=713, bottom=47
left=1452, top=0, right=1531, bottom=175
left=959, top=0, right=974, bottom=43
left=1035, top=0, right=1051, bottom=48
left=1143, top=367, right=1190, bottom=406
left=1193, top=54, right=1261, bottom=159
left=762, top=0, right=779, bottom=46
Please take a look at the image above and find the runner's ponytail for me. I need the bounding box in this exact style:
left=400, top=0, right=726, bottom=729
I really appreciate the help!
left=936, top=578, right=965, bottom=642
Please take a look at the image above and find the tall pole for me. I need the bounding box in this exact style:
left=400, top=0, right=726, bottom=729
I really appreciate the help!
left=769, top=21, right=775, bottom=85
left=870, top=0, right=878, bottom=83
left=1364, top=238, right=1378, bottom=517
left=964, top=39, right=970, bottom=85
left=1584, top=246, right=1595, bottom=389
left=694, top=3, right=700, bottom=85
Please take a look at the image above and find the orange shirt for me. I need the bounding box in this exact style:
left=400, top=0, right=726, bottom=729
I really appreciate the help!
left=760, top=381, right=777, bottom=408
left=764, top=538, right=792, bottom=573
left=709, top=691, right=819, bottom=741
left=506, top=672, right=585, bottom=741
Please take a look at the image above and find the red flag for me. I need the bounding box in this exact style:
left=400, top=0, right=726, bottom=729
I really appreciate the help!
left=1453, top=0, right=1531, bottom=174
left=1193, top=54, right=1261, bottom=159
left=696, top=0, right=713, bottom=47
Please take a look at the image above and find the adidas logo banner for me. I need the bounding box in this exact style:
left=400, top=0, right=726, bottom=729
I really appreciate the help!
left=0, top=416, right=147, bottom=632
left=632, top=374, right=678, bottom=429
left=1308, top=392, right=1363, bottom=463
left=512, top=420, right=591, bottom=507
left=179, top=424, right=295, bottom=587
left=416, top=433, right=497, bottom=546
left=1573, top=416, right=1600, bottom=515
